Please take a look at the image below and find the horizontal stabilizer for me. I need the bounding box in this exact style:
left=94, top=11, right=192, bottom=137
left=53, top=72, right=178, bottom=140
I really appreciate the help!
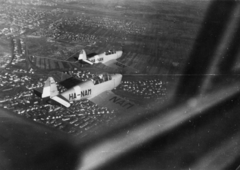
left=78, top=49, right=93, bottom=65
left=51, top=95, right=71, bottom=108
left=82, top=59, right=93, bottom=65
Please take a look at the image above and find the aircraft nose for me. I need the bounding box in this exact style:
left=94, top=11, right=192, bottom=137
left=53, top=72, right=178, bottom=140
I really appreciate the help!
left=116, top=73, right=122, bottom=80
left=112, top=74, right=122, bottom=87
left=113, top=73, right=122, bottom=80
left=117, top=51, right=123, bottom=58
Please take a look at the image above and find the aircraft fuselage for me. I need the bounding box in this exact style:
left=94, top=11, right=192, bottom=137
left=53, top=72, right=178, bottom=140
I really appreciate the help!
left=61, top=74, right=122, bottom=102
left=88, top=51, right=122, bottom=64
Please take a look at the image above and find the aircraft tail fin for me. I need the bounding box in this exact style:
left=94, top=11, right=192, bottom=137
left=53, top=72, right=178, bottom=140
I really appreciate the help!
left=78, top=49, right=87, bottom=60
left=42, top=77, right=59, bottom=98
left=78, top=49, right=93, bottom=65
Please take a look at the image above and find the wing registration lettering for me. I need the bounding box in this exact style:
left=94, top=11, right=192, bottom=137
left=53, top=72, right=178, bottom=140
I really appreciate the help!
left=89, top=91, right=137, bottom=113
left=109, top=96, right=134, bottom=109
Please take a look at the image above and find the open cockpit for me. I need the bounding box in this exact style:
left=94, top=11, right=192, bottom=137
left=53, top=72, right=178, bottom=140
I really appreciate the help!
left=105, top=50, right=116, bottom=55
left=91, top=73, right=112, bottom=85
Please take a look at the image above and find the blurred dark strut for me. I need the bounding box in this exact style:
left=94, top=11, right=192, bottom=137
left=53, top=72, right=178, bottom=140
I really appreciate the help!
left=175, top=0, right=240, bottom=100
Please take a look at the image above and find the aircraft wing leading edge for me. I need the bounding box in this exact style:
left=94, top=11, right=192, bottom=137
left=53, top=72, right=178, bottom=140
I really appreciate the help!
left=89, top=91, right=137, bottom=113
left=104, top=60, right=139, bottom=73
left=103, top=59, right=118, bottom=66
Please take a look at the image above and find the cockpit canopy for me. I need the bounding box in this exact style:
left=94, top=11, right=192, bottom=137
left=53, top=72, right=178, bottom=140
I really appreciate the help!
left=91, top=73, right=112, bottom=85
left=105, top=50, right=116, bottom=55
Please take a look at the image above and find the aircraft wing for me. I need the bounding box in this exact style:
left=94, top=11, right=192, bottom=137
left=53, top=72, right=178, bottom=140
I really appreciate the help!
left=104, top=60, right=139, bottom=73
left=89, top=91, right=138, bottom=113
left=33, top=88, right=71, bottom=108
left=51, top=95, right=71, bottom=107
left=104, top=59, right=118, bottom=66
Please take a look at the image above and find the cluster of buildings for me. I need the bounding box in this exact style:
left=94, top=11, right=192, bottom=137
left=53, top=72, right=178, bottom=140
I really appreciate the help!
left=48, top=13, right=149, bottom=43
left=90, top=16, right=148, bottom=35
left=0, top=5, right=46, bottom=37
left=0, top=72, right=33, bottom=89
left=0, top=68, right=42, bottom=107
left=0, top=52, right=11, bottom=68
left=4, top=0, right=57, bottom=7
left=12, top=92, right=115, bottom=135
left=0, top=5, right=69, bottom=38
left=0, top=1, right=149, bottom=47
left=49, top=18, right=98, bottom=43
left=67, top=15, right=148, bottom=36
left=118, top=78, right=166, bottom=100
left=0, top=91, right=33, bottom=109
left=52, top=30, right=97, bottom=43
left=50, top=101, right=115, bottom=134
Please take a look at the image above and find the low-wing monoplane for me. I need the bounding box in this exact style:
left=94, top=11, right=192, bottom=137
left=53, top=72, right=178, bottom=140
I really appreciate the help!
left=41, top=73, right=137, bottom=112
left=74, top=49, right=139, bottom=73
left=77, top=49, right=122, bottom=65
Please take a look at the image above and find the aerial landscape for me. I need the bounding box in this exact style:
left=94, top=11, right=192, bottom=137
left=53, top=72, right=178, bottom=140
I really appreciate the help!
left=0, top=0, right=209, bottom=137
left=4, top=0, right=240, bottom=170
